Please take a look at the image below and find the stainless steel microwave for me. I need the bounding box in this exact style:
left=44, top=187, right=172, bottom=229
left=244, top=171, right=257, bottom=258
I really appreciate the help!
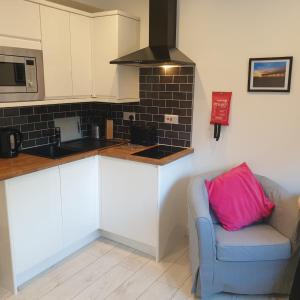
left=0, top=46, right=45, bottom=102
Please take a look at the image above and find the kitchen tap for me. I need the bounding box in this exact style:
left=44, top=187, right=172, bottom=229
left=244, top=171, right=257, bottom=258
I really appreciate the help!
left=54, top=127, right=61, bottom=147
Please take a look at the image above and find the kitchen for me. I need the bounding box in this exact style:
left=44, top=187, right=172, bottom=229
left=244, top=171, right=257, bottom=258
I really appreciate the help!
left=0, top=0, right=298, bottom=299
left=0, top=0, right=195, bottom=297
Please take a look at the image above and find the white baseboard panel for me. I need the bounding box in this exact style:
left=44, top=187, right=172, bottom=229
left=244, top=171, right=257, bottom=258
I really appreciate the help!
left=16, top=230, right=100, bottom=289
left=99, top=230, right=156, bottom=259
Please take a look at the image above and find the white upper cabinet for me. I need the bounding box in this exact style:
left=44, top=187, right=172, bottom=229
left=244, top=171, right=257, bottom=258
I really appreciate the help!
left=0, top=0, right=41, bottom=41
left=0, top=1, right=140, bottom=102
left=70, top=14, right=93, bottom=97
left=92, top=13, right=140, bottom=102
left=40, top=5, right=93, bottom=99
left=40, top=6, right=73, bottom=98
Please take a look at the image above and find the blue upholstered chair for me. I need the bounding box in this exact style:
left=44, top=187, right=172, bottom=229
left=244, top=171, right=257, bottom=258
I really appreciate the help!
left=187, top=171, right=300, bottom=298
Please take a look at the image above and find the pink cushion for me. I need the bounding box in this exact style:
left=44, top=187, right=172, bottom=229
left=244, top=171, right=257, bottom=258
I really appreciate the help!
left=205, top=163, right=275, bottom=231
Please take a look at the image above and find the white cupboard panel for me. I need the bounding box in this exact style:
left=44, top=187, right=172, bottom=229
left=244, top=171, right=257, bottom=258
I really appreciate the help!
left=118, top=15, right=140, bottom=57
left=40, top=6, right=73, bottom=98
left=92, top=15, right=118, bottom=98
left=0, top=0, right=41, bottom=41
left=117, top=15, right=140, bottom=100
left=100, top=157, right=158, bottom=247
left=6, top=167, right=62, bottom=275
left=70, top=14, right=93, bottom=97
left=60, top=157, right=99, bottom=248
left=92, top=14, right=140, bottom=101
left=0, top=36, right=41, bottom=50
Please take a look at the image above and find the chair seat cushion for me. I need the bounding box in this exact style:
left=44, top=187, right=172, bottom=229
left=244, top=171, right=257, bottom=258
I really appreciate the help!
left=215, top=224, right=291, bottom=262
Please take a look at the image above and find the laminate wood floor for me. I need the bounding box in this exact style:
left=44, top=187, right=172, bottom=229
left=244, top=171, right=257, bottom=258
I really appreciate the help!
left=0, top=238, right=288, bottom=300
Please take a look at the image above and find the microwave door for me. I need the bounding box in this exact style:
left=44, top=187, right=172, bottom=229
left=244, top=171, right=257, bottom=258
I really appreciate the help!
left=0, top=55, right=27, bottom=94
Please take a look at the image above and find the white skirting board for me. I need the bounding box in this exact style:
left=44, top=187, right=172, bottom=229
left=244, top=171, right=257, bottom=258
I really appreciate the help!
left=17, top=229, right=155, bottom=292
left=99, top=230, right=157, bottom=259
left=7, top=223, right=188, bottom=293
left=16, top=231, right=100, bottom=291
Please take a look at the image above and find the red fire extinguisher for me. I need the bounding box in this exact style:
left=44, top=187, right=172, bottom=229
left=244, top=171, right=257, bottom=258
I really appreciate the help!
left=210, top=92, right=232, bottom=141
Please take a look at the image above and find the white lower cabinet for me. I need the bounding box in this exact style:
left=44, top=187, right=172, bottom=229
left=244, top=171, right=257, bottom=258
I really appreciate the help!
left=99, top=155, right=192, bottom=261
left=0, top=156, right=100, bottom=292
left=5, top=167, right=62, bottom=276
left=60, top=156, right=99, bottom=248
left=100, top=156, right=158, bottom=249
left=0, top=153, right=191, bottom=293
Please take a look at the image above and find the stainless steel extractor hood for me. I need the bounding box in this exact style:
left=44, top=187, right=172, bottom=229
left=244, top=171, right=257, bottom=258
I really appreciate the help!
left=110, top=0, right=195, bottom=67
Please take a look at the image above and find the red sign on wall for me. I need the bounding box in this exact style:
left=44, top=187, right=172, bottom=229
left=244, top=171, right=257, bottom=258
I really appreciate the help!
left=210, top=92, right=232, bottom=126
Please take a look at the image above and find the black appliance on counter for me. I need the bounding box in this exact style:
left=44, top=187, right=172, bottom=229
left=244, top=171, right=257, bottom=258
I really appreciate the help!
left=130, top=124, right=157, bottom=146
left=0, top=128, right=22, bottom=158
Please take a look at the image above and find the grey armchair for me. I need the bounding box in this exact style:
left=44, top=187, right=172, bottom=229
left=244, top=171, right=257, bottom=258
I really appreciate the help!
left=188, top=171, right=300, bottom=299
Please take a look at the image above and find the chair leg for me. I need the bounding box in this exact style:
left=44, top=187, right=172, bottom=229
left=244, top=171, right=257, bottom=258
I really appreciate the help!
left=289, top=261, right=300, bottom=300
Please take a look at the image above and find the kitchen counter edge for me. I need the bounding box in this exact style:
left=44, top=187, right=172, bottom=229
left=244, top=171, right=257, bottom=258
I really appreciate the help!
left=0, top=144, right=194, bottom=181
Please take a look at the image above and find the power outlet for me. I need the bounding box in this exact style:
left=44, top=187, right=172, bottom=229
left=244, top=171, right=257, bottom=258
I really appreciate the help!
left=123, top=112, right=136, bottom=121
left=164, top=114, right=179, bottom=124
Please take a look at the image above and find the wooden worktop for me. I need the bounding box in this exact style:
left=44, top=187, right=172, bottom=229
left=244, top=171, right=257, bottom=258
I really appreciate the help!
left=99, top=144, right=194, bottom=166
left=0, top=150, right=99, bottom=181
left=0, top=143, right=194, bottom=181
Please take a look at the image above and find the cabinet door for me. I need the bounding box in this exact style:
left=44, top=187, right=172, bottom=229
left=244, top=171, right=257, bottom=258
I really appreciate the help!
left=60, top=157, right=99, bottom=248
left=92, top=15, right=118, bottom=98
left=0, top=0, right=41, bottom=41
left=6, top=167, right=62, bottom=275
left=100, top=157, right=158, bottom=247
left=40, top=6, right=73, bottom=98
left=70, top=14, right=92, bottom=97
left=92, top=15, right=139, bottom=101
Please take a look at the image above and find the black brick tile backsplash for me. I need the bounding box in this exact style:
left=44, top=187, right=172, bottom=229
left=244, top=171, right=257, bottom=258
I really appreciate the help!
left=0, top=102, right=110, bottom=149
left=111, top=67, right=194, bottom=147
left=0, top=67, right=194, bottom=150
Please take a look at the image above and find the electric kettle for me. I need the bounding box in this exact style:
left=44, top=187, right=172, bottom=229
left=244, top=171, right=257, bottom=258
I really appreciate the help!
left=0, top=128, right=22, bottom=158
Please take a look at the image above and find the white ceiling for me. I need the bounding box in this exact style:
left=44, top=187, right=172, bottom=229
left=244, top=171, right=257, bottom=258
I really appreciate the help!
left=46, top=0, right=103, bottom=12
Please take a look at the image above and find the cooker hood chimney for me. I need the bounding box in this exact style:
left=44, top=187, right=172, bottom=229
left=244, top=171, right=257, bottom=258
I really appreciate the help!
left=110, top=0, right=195, bottom=67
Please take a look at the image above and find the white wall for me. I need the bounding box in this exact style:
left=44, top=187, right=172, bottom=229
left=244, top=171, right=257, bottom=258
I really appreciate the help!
left=83, top=0, right=300, bottom=194
left=178, top=0, right=300, bottom=194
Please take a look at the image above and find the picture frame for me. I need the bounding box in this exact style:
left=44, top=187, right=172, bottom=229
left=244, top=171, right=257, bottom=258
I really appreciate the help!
left=248, top=57, right=293, bottom=92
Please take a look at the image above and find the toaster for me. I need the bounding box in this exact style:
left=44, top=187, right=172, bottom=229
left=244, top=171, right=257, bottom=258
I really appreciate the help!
left=130, top=124, right=157, bottom=146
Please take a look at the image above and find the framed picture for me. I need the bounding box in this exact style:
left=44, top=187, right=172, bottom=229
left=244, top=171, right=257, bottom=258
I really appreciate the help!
left=248, top=57, right=293, bottom=92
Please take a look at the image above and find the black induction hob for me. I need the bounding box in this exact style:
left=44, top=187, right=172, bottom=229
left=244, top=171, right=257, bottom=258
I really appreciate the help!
left=132, top=145, right=186, bottom=159
left=62, top=138, right=120, bottom=152
left=23, top=139, right=121, bottom=159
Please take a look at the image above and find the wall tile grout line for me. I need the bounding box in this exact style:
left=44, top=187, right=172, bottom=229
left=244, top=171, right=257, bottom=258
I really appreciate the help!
left=0, top=103, right=110, bottom=149
left=111, top=66, right=195, bottom=147
left=0, top=67, right=194, bottom=150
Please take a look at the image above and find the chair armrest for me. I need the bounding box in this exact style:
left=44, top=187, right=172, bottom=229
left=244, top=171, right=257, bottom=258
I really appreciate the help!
left=269, top=195, right=300, bottom=251
left=188, top=176, right=213, bottom=221
left=187, top=176, right=216, bottom=260
left=187, top=176, right=216, bottom=296
left=258, top=175, right=300, bottom=251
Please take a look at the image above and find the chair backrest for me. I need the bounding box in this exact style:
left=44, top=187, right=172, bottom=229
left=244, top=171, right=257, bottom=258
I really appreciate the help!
left=199, top=170, right=224, bottom=224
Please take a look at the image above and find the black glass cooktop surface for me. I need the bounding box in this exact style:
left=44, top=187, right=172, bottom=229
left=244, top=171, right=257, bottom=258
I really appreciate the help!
left=23, top=144, right=78, bottom=159
left=23, top=139, right=121, bottom=159
left=62, top=138, right=120, bottom=152
left=132, top=145, right=186, bottom=159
